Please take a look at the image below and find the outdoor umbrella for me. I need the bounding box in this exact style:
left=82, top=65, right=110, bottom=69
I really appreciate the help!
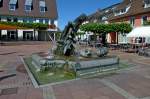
left=127, top=26, right=150, bottom=38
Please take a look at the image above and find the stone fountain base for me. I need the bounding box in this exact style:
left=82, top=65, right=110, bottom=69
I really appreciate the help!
left=31, top=52, right=119, bottom=73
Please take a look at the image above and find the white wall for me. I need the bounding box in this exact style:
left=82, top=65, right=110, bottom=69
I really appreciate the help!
left=54, top=20, right=58, bottom=27
left=17, top=30, right=23, bottom=40
left=1, top=30, right=7, bottom=35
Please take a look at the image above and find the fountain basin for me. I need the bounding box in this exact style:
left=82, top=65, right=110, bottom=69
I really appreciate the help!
left=31, top=53, right=119, bottom=72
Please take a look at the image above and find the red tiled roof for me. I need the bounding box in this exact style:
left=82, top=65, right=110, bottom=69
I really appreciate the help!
left=109, top=0, right=150, bottom=21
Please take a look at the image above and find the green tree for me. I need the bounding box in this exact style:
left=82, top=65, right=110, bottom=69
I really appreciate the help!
left=80, top=22, right=132, bottom=45
left=143, top=21, right=150, bottom=26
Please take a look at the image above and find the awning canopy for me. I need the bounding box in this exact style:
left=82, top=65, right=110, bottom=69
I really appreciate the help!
left=127, top=26, right=150, bottom=38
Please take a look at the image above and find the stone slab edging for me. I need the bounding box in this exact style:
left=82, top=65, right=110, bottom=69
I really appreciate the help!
left=20, top=56, right=81, bottom=88
left=20, top=57, right=39, bottom=88
left=39, top=78, right=80, bottom=88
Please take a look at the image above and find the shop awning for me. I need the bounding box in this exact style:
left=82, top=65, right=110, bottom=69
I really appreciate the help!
left=127, top=26, right=150, bottom=38
left=0, top=24, right=17, bottom=30
left=0, top=24, right=56, bottom=30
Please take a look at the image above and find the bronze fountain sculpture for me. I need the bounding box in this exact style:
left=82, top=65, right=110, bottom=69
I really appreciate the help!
left=55, top=14, right=108, bottom=57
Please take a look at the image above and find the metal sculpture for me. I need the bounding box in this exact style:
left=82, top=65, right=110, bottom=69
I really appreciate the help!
left=56, top=14, right=87, bottom=56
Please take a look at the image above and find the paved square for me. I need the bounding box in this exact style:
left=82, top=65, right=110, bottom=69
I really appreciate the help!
left=0, top=42, right=150, bottom=99
left=53, top=79, right=125, bottom=99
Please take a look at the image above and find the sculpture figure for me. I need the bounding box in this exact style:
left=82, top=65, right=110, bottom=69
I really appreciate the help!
left=56, top=14, right=87, bottom=56
left=55, top=13, right=109, bottom=57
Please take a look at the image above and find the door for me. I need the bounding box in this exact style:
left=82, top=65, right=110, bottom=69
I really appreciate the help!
left=23, top=31, right=33, bottom=40
left=7, top=31, right=17, bottom=41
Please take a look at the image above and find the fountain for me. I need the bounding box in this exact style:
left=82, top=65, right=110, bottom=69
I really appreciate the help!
left=31, top=14, right=119, bottom=76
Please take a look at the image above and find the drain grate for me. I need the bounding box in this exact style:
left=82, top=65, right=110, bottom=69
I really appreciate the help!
left=0, top=87, right=18, bottom=95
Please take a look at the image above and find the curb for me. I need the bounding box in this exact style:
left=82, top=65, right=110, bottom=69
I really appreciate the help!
left=20, top=57, right=39, bottom=88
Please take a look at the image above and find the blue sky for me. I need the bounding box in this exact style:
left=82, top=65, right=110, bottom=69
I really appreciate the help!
left=56, top=0, right=122, bottom=30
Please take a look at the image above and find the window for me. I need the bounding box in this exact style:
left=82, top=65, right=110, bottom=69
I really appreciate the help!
left=144, top=0, right=150, bottom=8
left=25, top=5, right=31, bottom=11
left=45, top=19, right=49, bottom=24
left=29, top=18, right=34, bottom=23
left=7, top=17, right=18, bottom=22
left=39, top=0, right=47, bottom=13
left=39, top=19, right=44, bottom=23
left=25, top=0, right=32, bottom=12
left=102, top=16, right=108, bottom=20
left=7, top=18, right=12, bottom=22
left=9, top=4, right=16, bottom=11
left=130, top=17, right=135, bottom=27
left=23, top=18, right=27, bottom=23
left=13, top=18, right=17, bottom=22
left=141, top=16, right=148, bottom=24
left=23, top=18, right=34, bottom=23
left=0, top=16, right=6, bottom=22
left=114, top=5, right=131, bottom=16
left=105, top=10, right=109, bottom=13
left=51, top=20, right=54, bottom=25
left=9, top=0, right=18, bottom=11
left=40, top=7, right=46, bottom=12
left=0, top=0, right=3, bottom=7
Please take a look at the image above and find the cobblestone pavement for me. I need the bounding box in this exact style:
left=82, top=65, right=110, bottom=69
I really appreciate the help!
left=52, top=50, right=150, bottom=99
left=0, top=43, right=150, bottom=99
left=0, top=42, right=50, bottom=99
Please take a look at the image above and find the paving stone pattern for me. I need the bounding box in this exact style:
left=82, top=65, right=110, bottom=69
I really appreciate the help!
left=0, top=42, right=150, bottom=99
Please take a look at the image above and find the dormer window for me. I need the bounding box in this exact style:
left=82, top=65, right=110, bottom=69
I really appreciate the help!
left=0, top=0, right=3, bottom=7
left=39, top=0, right=47, bottom=13
left=9, top=0, right=18, bottom=11
left=25, top=0, right=33, bottom=12
left=105, top=10, right=109, bottom=13
left=144, top=0, right=150, bottom=8
left=102, top=16, right=108, bottom=20
left=115, top=5, right=131, bottom=16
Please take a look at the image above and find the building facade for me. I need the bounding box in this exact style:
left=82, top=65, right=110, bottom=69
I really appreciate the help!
left=0, top=0, right=58, bottom=41
left=109, top=0, right=150, bottom=44
left=86, top=0, right=150, bottom=44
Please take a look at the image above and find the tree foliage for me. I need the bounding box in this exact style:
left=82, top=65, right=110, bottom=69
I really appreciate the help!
left=55, top=32, right=62, bottom=40
left=80, top=23, right=132, bottom=34
left=143, top=21, right=150, bottom=26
